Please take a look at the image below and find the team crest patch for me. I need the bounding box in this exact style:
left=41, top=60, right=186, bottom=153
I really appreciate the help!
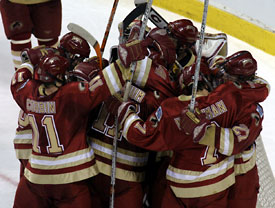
left=155, top=106, right=163, bottom=121
left=155, top=65, right=167, bottom=80
left=256, top=104, right=264, bottom=118
left=10, top=21, right=23, bottom=31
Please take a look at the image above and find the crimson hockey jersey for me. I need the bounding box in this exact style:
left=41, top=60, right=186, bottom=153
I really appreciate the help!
left=10, top=62, right=125, bottom=184
left=122, top=76, right=269, bottom=198
left=88, top=57, right=178, bottom=182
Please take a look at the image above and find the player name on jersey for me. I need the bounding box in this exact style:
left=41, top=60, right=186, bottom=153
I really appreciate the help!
left=26, top=98, right=56, bottom=114
left=201, top=100, right=228, bottom=119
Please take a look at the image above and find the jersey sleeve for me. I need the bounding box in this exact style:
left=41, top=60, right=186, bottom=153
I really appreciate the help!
left=199, top=103, right=263, bottom=156
left=10, top=63, right=36, bottom=110
left=14, top=109, right=32, bottom=160
left=122, top=100, right=187, bottom=152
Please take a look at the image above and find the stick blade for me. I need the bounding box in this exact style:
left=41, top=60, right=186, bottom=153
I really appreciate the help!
left=67, top=23, right=98, bottom=47
left=67, top=23, right=103, bottom=69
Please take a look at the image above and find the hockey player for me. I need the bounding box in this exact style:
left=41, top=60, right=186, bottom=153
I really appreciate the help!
left=11, top=50, right=135, bottom=207
left=70, top=57, right=151, bottom=207
left=204, top=51, right=269, bottom=208
left=106, top=51, right=269, bottom=207
left=13, top=31, right=91, bottom=179
left=57, top=32, right=91, bottom=71
left=117, top=18, right=227, bottom=207
left=79, top=23, right=226, bottom=206
left=20, top=31, right=91, bottom=70
left=80, top=19, right=199, bottom=208
left=114, top=18, right=201, bottom=124
left=0, top=0, right=62, bottom=70
left=118, top=19, right=198, bottom=79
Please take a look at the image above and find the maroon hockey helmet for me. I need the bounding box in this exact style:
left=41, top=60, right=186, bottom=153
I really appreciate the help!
left=224, top=50, right=257, bottom=77
left=37, top=54, right=70, bottom=83
left=168, top=19, right=198, bottom=45
left=59, top=32, right=90, bottom=59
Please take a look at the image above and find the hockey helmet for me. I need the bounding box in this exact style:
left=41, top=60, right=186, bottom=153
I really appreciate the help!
left=37, top=54, right=70, bottom=83
left=168, top=19, right=198, bottom=45
left=59, top=32, right=90, bottom=59
left=224, top=50, right=257, bottom=77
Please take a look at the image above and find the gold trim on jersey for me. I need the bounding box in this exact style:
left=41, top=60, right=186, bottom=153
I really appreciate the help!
left=18, top=113, right=29, bottom=127
left=17, top=62, right=34, bottom=74
left=14, top=129, right=32, bottom=159
left=24, top=164, right=99, bottom=184
left=91, top=138, right=149, bottom=167
left=132, top=57, right=152, bottom=88
left=14, top=138, right=32, bottom=144
left=170, top=173, right=235, bottom=198
left=178, top=94, right=205, bottom=102
left=11, top=50, right=22, bottom=66
left=234, top=144, right=256, bottom=175
left=185, top=49, right=196, bottom=67
left=102, top=63, right=123, bottom=95
left=14, top=129, right=32, bottom=142
left=219, top=128, right=234, bottom=156
left=29, top=147, right=95, bottom=170
left=155, top=151, right=173, bottom=162
left=96, top=160, right=145, bottom=182
left=166, top=156, right=234, bottom=183
left=11, top=38, right=31, bottom=45
left=199, top=124, right=216, bottom=147
left=199, top=125, right=235, bottom=157
left=9, top=0, right=52, bottom=4
left=254, top=76, right=271, bottom=95
left=15, top=149, right=32, bottom=160
left=13, top=60, right=22, bottom=69
left=115, top=59, right=132, bottom=81
left=123, top=114, right=141, bottom=139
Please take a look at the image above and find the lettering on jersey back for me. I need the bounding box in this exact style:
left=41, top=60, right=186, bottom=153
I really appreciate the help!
left=201, top=100, right=227, bottom=119
left=155, top=65, right=167, bottom=80
left=26, top=98, right=56, bottom=114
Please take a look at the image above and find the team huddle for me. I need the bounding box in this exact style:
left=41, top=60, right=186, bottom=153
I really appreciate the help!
left=1, top=0, right=270, bottom=208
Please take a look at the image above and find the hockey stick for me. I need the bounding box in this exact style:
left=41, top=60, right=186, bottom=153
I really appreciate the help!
left=119, top=2, right=147, bottom=44
left=123, top=0, right=153, bottom=101
left=134, top=1, right=184, bottom=71
left=67, top=23, right=103, bottom=69
left=109, top=3, right=150, bottom=207
left=189, top=0, right=209, bottom=112
left=110, top=115, right=119, bottom=208
left=109, top=3, right=148, bottom=62
left=110, top=3, right=153, bottom=208
left=134, top=0, right=168, bottom=29
left=101, top=0, right=119, bottom=55
left=110, top=4, right=147, bottom=207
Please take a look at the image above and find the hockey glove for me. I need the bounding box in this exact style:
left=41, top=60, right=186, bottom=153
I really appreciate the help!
left=147, top=28, right=177, bottom=68
left=105, top=96, right=136, bottom=128
left=69, top=62, right=99, bottom=82
left=20, top=46, right=56, bottom=67
left=118, top=37, right=153, bottom=68
left=208, top=55, right=226, bottom=77
left=69, top=56, right=109, bottom=82
left=180, top=107, right=212, bottom=143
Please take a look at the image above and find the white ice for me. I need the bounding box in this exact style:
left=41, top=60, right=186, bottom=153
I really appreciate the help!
left=0, top=0, right=274, bottom=207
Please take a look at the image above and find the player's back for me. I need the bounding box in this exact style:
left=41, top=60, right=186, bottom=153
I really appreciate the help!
left=15, top=80, right=100, bottom=184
